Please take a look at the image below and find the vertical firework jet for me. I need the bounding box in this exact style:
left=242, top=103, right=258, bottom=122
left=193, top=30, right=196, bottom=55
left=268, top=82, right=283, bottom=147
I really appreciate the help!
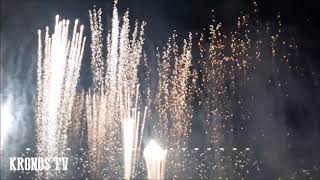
left=151, top=33, right=196, bottom=178
left=87, top=2, right=146, bottom=178
left=31, top=1, right=297, bottom=179
left=122, top=86, right=148, bottom=179
left=144, top=140, right=167, bottom=180
left=36, top=15, right=86, bottom=177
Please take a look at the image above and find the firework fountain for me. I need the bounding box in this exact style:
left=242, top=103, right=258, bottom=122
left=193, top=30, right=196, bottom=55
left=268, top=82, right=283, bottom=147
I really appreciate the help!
left=86, top=3, right=147, bottom=178
left=26, top=1, right=302, bottom=179
left=195, top=3, right=294, bottom=178
left=149, top=33, right=197, bottom=179
left=83, top=2, right=291, bottom=179
left=144, top=139, right=167, bottom=180
left=36, top=15, right=86, bottom=177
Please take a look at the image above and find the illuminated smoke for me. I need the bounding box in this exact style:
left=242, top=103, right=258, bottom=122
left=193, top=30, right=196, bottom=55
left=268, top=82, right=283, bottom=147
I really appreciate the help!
left=0, top=98, right=14, bottom=149
left=36, top=15, right=86, bottom=177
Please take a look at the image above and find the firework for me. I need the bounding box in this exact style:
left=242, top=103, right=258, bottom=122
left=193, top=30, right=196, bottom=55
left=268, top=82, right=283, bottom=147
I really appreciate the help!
left=31, top=2, right=299, bottom=179
left=144, top=139, right=167, bottom=180
left=86, top=2, right=146, bottom=178
left=150, top=33, right=196, bottom=178
left=36, top=15, right=86, bottom=177
left=122, top=86, right=148, bottom=179
left=196, top=3, right=293, bottom=178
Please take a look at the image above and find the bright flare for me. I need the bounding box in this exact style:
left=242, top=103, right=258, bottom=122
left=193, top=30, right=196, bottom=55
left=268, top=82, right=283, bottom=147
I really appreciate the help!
left=144, top=140, right=167, bottom=180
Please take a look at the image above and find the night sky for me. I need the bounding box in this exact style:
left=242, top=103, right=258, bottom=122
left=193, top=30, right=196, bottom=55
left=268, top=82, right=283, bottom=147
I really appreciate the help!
left=2, top=0, right=320, bottom=55
left=2, top=0, right=320, bottom=66
left=1, top=0, right=320, bottom=179
left=2, top=0, right=320, bottom=87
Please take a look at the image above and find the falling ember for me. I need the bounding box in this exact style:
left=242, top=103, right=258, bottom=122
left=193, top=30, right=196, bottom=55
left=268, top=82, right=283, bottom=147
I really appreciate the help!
left=144, top=140, right=167, bottom=180
left=36, top=15, right=86, bottom=177
left=151, top=33, right=196, bottom=178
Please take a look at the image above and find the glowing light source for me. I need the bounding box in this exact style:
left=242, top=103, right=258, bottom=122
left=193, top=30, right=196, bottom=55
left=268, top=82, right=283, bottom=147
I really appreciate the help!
left=144, top=140, right=167, bottom=180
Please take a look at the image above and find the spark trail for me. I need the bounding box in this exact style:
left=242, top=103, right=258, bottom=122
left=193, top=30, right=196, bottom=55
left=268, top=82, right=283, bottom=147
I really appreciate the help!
left=33, top=2, right=297, bottom=179
left=36, top=15, right=86, bottom=177
left=86, top=3, right=146, bottom=178
left=197, top=4, right=294, bottom=179
left=150, top=33, right=196, bottom=179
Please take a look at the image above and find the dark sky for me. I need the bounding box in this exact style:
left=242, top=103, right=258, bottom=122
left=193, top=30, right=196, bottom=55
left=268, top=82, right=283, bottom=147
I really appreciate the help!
left=1, top=0, right=320, bottom=59
left=1, top=0, right=319, bottom=96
